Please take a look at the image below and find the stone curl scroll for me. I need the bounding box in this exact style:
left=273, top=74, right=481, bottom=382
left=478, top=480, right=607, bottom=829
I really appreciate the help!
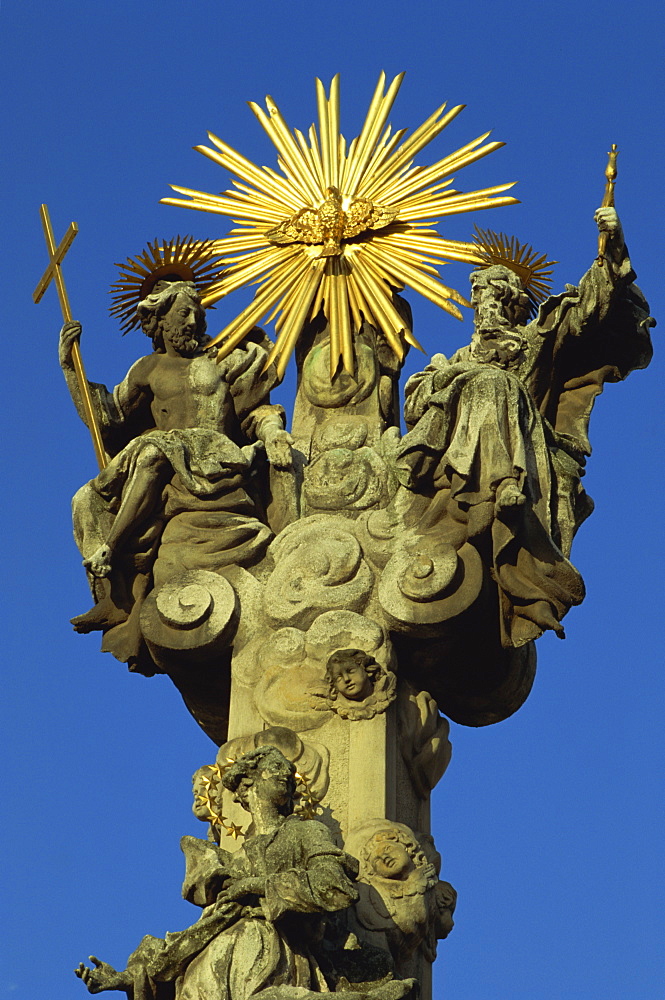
left=264, top=517, right=374, bottom=630
left=140, top=569, right=238, bottom=664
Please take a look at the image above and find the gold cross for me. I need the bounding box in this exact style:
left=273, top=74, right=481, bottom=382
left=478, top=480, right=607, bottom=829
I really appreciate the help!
left=33, top=205, right=107, bottom=469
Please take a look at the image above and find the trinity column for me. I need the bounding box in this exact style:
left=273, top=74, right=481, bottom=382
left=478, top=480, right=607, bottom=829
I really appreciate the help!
left=37, top=74, right=653, bottom=1000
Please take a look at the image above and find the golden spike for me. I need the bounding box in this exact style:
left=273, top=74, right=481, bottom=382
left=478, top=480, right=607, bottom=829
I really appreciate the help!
left=345, top=270, right=364, bottom=333
left=340, top=135, right=359, bottom=190
left=228, top=182, right=295, bottom=218
left=309, top=274, right=325, bottom=321
left=263, top=95, right=323, bottom=201
left=270, top=255, right=322, bottom=327
left=364, top=242, right=468, bottom=316
left=315, top=79, right=332, bottom=189
left=369, top=242, right=443, bottom=274
left=200, top=135, right=303, bottom=208
left=248, top=102, right=320, bottom=205
left=308, top=124, right=326, bottom=188
left=346, top=269, right=371, bottom=327
left=328, top=74, right=341, bottom=189
left=209, top=254, right=307, bottom=353
left=401, top=140, right=507, bottom=196
left=355, top=127, right=407, bottom=193
left=337, top=264, right=354, bottom=374
left=405, top=196, right=518, bottom=221
left=324, top=267, right=340, bottom=376
left=345, top=72, right=405, bottom=196
left=346, top=71, right=388, bottom=187
left=369, top=133, right=499, bottom=206
left=295, top=128, right=326, bottom=193
left=351, top=254, right=408, bottom=355
left=269, top=261, right=325, bottom=378
left=394, top=178, right=457, bottom=209
left=360, top=103, right=466, bottom=199
left=163, top=191, right=281, bottom=225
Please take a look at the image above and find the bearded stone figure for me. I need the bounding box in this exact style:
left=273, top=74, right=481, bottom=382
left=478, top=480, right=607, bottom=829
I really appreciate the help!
left=394, top=207, right=653, bottom=648
left=59, top=279, right=291, bottom=670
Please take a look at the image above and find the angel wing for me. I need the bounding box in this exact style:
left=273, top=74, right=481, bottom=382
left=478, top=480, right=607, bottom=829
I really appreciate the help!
left=266, top=207, right=326, bottom=246
left=343, top=198, right=398, bottom=239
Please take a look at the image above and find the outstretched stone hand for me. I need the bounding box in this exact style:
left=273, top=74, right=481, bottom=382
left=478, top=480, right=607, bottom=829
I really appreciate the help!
left=74, top=956, right=130, bottom=994
left=263, top=425, right=294, bottom=470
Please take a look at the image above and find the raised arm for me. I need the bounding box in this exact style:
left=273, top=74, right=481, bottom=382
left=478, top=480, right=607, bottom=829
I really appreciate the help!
left=59, top=322, right=154, bottom=456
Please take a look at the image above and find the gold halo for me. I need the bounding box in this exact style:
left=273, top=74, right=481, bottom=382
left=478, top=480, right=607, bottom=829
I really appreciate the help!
left=109, top=236, right=225, bottom=333
left=471, top=226, right=556, bottom=315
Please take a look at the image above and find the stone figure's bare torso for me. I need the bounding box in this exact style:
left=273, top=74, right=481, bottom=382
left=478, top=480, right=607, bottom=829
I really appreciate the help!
left=127, top=351, right=234, bottom=435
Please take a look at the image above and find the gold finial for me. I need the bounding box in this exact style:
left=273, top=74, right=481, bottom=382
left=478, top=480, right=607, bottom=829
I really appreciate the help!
left=597, top=144, right=618, bottom=265
left=471, top=226, right=557, bottom=315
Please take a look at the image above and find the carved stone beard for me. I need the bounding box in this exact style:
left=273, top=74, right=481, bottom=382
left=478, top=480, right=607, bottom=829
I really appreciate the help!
left=473, top=285, right=519, bottom=334
left=162, top=324, right=205, bottom=357
left=470, top=284, right=527, bottom=369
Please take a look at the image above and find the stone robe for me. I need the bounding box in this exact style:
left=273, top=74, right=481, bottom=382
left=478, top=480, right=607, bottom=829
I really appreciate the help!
left=117, top=819, right=359, bottom=1000
left=395, top=246, right=653, bottom=646
left=73, top=335, right=282, bottom=667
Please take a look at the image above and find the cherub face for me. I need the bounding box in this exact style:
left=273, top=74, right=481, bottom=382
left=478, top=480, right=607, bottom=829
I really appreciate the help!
left=369, top=836, right=414, bottom=880
left=329, top=651, right=373, bottom=701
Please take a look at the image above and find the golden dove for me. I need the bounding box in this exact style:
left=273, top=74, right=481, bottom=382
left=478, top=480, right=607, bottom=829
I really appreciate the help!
left=266, top=185, right=398, bottom=257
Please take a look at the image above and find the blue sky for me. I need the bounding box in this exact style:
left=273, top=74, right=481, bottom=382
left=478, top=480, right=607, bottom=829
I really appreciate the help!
left=1, top=2, right=663, bottom=997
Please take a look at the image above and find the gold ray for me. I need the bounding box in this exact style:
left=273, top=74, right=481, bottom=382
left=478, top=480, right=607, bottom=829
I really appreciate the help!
left=363, top=241, right=468, bottom=318
left=249, top=100, right=321, bottom=206
left=163, top=73, right=520, bottom=379
left=268, top=261, right=325, bottom=377
left=328, top=74, right=341, bottom=189
left=199, top=136, right=302, bottom=208
left=386, top=140, right=507, bottom=203
left=345, top=72, right=405, bottom=196
left=370, top=133, right=500, bottom=205
left=207, top=253, right=306, bottom=352
left=359, top=103, right=466, bottom=200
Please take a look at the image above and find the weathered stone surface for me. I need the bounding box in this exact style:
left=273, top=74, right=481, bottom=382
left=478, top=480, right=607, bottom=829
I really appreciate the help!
left=69, top=206, right=653, bottom=1000
left=76, top=747, right=358, bottom=997
left=61, top=283, right=290, bottom=675
left=347, top=820, right=456, bottom=979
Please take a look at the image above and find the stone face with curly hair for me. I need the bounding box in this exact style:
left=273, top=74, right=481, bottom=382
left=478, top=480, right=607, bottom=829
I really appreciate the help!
left=136, top=279, right=208, bottom=354
left=222, top=745, right=296, bottom=812
left=322, top=648, right=397, bottom=721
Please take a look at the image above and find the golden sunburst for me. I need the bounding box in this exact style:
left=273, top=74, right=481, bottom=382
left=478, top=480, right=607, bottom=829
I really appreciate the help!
left=471, top=226, right=557, bottom=314
left=162, top=73, right=519, bottom=378
left=110, top=236, right=224, bottom=333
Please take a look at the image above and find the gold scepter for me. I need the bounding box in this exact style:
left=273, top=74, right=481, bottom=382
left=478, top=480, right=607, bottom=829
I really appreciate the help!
left=33, top=204, right=107, bottom=470
left=597, top=144, right=618, bottom=266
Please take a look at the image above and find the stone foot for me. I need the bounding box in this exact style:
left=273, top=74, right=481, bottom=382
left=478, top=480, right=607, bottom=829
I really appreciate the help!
left=71, top=597, right=128, bottom=634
